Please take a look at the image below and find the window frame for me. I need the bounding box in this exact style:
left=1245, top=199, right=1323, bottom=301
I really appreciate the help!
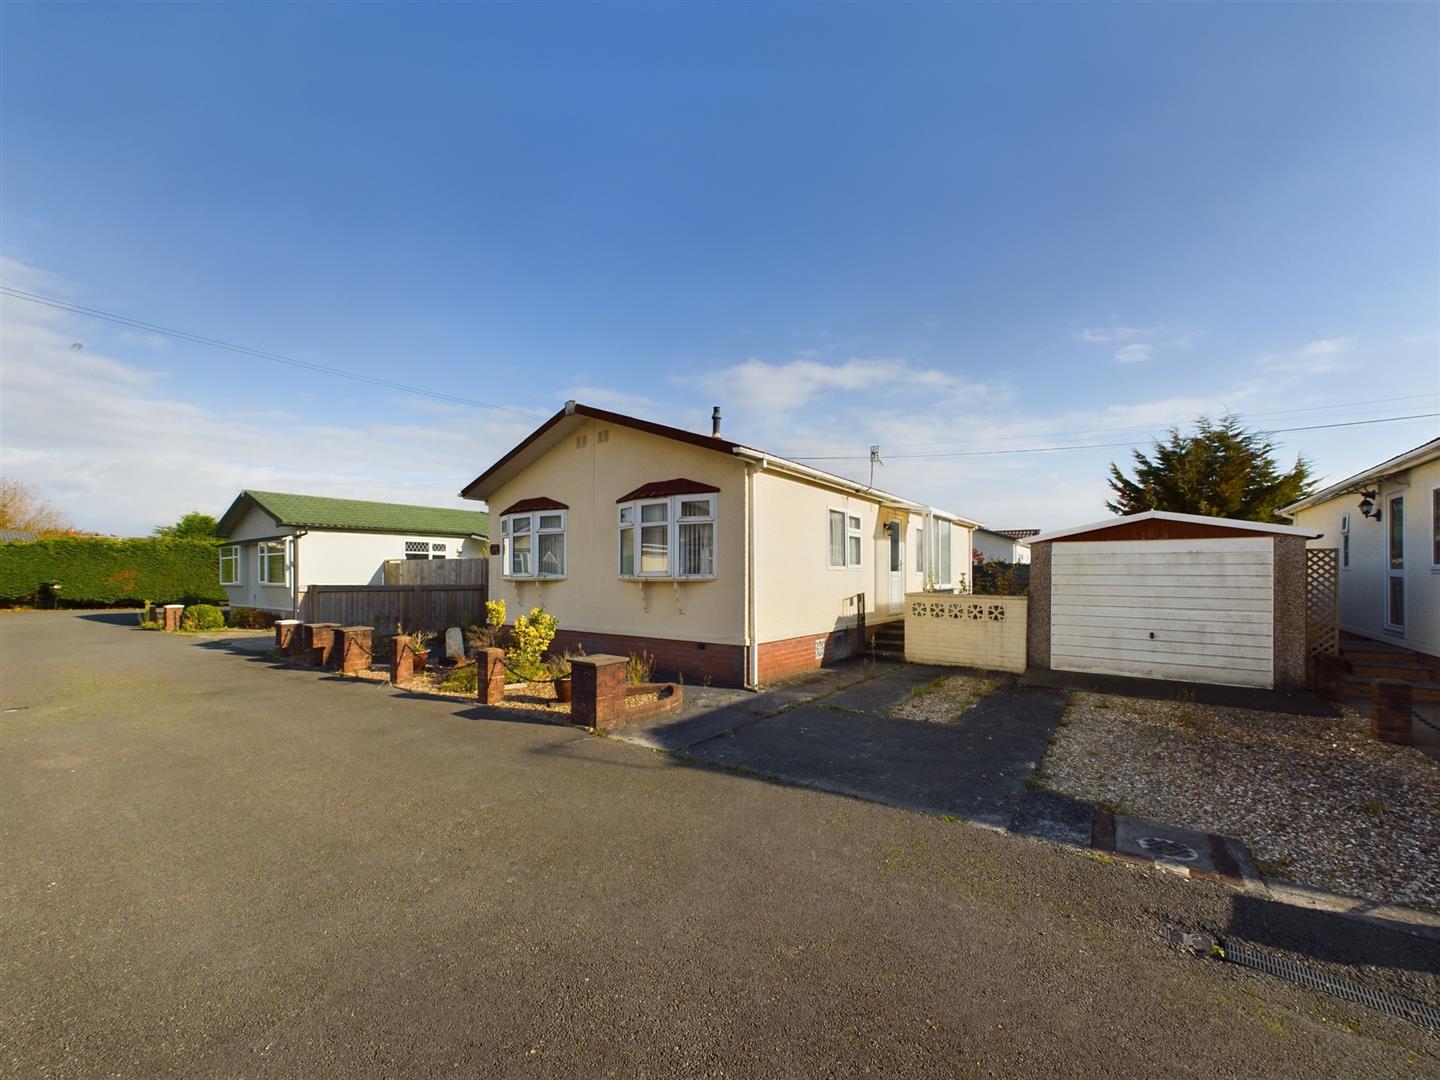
left=257, top=540, right=289, bottom=587
left=218, top=544, right=240, bottom=586
left=1340, top=511, right=1350, bottom=571
left=1431, top=486, right=1439, bottom=571
left=617, top=493, right=718, bottom=581
left=827, top=507, right=864, bottom=571
left=500, top=510, right=567, bottom=580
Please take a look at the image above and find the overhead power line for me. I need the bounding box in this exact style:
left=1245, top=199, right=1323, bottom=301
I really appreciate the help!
left=785, top=412, right=1440, bottom=462
left=770, top=393, right=1439, bottom=457
left=0, top=286, right=537, bottom=417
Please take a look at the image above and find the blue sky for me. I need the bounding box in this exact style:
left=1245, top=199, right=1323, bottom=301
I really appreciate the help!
left=2, top=1, right=1436, bottom=536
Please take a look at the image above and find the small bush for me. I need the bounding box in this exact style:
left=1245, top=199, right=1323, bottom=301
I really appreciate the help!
left=507, top=607, right=558, bottom=682
left=439, top=664, right=479, bottom=694
left=465, top=599, right=507, bottom=652
left=626, top=650, right=655, bottom=686
left=226, top=607, right=276, bottom=629
left=136, top=619, right=163, bottom=631
left=181, top=604, right=225, bottom=631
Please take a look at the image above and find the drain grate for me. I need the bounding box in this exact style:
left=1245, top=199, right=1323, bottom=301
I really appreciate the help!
left=1221, top=939, right=1440, bottom=1030
left=1136, top=836, right=1200, bottom=862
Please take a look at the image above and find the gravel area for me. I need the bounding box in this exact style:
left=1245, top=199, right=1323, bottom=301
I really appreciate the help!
left=889, top=673, right=999, bottom=723
left=1043, top=692, right=1440, bottom=911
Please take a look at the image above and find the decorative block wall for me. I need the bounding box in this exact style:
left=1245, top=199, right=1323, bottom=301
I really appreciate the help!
left=903, top=593, right=1028, bottom=673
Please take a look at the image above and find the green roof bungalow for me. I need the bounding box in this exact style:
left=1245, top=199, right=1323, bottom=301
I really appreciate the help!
left=213, top=490, right=489, bottom=617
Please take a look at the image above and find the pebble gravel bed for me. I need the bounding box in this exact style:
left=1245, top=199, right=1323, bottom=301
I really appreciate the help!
left=1042, top=693, right=1440, bottom=912
left=890, top=674, right=999, bottom=723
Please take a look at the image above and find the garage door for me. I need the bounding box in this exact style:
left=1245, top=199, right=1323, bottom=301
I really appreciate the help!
left=1051, top=538, right=1274, bottom=689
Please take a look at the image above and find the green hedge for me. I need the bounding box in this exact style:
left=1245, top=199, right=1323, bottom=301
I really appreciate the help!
left=0, top=537, right=228, bottom=606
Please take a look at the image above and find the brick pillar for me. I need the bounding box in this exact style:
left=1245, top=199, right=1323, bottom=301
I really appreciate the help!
left=1313, top=653, right=1347, bottom=703
left=572, top=654, right=629, bottom=730
left=298, top=623, right=340, bottom=666
left=337, top=626, right=374, bottom=674
left=1371, top=681, right=1413, bottom=746
left=390, top=634, right=414, bottom=686
left=478, top=647, right=507, bottom=704
left=311, top=624, right=340, bottom=668
left=162, top=604, right=184, bottom=632
left=275, top=619, right=300, bottom=654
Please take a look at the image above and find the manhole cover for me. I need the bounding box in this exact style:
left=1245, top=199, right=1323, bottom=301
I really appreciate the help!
left=1136, top=837, right=1199, bottom=862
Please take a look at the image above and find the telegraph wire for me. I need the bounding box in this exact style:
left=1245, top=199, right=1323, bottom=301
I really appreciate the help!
left=0, top=286, right=537, bottom=417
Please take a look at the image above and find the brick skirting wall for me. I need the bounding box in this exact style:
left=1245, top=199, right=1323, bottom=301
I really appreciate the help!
left=757, top=625, right=861, bottom=683
left=548, top=623, right=863, bottom=688
left=549, top=629, right=746, bottom=687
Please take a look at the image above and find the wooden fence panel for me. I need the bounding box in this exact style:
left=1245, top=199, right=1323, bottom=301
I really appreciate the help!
left=383, top=558, right=488, bottom=587
left=305, top=584, right=486, bottom=634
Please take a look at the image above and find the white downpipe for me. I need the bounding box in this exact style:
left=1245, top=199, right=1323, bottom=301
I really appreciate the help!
left=745, top=460, right=761, bottom=689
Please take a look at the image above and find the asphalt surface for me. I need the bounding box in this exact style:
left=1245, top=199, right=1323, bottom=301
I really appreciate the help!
left=624, top=667, right=1068, bottom=828
left=3, top=612, right=1437, bottom=1078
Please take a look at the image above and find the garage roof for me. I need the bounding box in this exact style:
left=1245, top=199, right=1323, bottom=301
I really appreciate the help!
left=1030, top=510, right=1322, bottom=544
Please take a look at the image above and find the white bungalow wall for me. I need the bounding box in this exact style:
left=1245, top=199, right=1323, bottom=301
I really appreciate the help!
left=1291, top=456, right=1440, bottom=657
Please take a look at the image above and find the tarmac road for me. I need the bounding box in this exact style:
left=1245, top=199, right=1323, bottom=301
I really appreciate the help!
left=2, top=612, right=1435, bottom=1078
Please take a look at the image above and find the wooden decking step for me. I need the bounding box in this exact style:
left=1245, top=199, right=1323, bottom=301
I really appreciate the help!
left=1344, top=673, right=1440, bottom=702
left=1348, top=661, right=1435, bottom=680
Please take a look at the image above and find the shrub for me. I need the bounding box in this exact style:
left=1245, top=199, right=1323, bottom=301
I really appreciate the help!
left=181, top=603, right=225, bottom=631
left=972, top=560, right=1030, bottom=596
left=507, top=607, right=558, bottom=682
left=0, top=537, right=226, bottom=606
left=465, top=599, right=507, bottom=652
left=226, top=607, right=276, bottom=629
left=626, top=650, right=655, bottom=686
left=438, top=664, right=479, bottom=694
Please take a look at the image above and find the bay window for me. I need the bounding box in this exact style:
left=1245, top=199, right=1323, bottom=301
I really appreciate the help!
left=258, top=540, right=287, bottom=586
left=618, top=493, right=717, bottom=579
left=218, top=544, right=240, bottom=586
left=501, top=510, right=566, bottom=579
left=828, top=509, right=863, bottom=569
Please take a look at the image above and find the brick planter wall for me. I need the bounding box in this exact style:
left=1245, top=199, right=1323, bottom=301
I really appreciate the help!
left=275, top=619, right=300, bottom=654
left=549, top=629, right=745, bottom=687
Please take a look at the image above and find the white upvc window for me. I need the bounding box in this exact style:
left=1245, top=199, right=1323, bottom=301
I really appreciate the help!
left=828, top=509, right=863, bottom=569
left=932, top=519, right=954, bottom=587
left=218, top=544, right=240, bottom=586
left=258, top=540, right=288, bottom=586
left=500, top=511, right=566, bottom=579
left=617, top=493, right=717, bottom=579
left=404, top=540, right=430, bottom=561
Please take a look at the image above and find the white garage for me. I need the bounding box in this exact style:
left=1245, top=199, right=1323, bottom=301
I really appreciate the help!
left=1027, top=512, right=1322, bottom=691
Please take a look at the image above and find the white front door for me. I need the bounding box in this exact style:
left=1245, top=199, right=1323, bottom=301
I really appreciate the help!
left=1386, top=494, right=1405, bottom=632
left=887, top=521, right=904, bottom=614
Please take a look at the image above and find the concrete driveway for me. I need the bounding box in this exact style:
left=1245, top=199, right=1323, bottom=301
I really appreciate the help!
left=2, top=613, right=1436, bottom=1079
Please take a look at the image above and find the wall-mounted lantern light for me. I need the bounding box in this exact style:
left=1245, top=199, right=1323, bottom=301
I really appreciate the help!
left=1358, top=491, right=1381, bottom=521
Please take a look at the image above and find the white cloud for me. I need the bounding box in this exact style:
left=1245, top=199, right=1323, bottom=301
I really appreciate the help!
left=693, top=356, right=1005, bottom=414
left=1075, top=325, right=1156, bottom=344
left=0, top=260, right=538, bottom=535
left=1261, top=335, right=1357, bottom=375
left=1113, top=343, right=1152, bottom=364
left=1299, top=336, right=1356, bottom=357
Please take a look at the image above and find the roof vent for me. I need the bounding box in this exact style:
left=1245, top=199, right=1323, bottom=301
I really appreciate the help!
left=711, top=406, right=722, bottom=437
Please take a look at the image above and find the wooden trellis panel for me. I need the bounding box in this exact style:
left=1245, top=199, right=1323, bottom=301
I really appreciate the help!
left=1305, top=548, right=1340, bottom=658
